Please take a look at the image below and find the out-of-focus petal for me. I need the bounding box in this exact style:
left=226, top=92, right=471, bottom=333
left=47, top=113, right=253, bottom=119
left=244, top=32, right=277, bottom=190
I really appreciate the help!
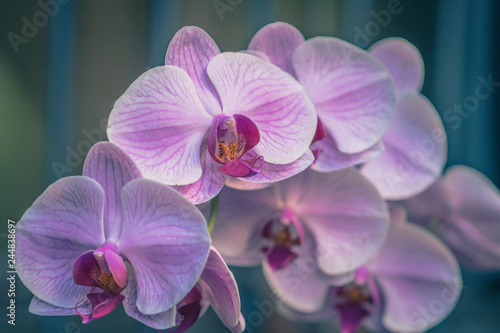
left=211, top=185, right=282, bottom=264
left=165, top=26, right=222, bottom=116
left=207, top=52, right=317, bottom=164
left=369, top=37, right=424, bottom=92
left=173, top=143, right=225, bottom=204
left=293, top=37, right=395, bottom=154
left=248, top=21, right=305, bottom=76
left=361, top=92, right=447, bottom=200
left=117, top=178, right=210, bottom=315
left=107, top=65, right=213, bottom=186
left=441, top=166, right=500, bottom=269
left=16, top=176, right=105, bottom=308
left=83, top=142, right=141, bottom=241
left=282, top=168, right=389, bottom=275
left=366, top=223, right=462, bottom=333
left=199, top=247, right=241, bottom=329
left=312, top=134, right=384, bottom=172
left=263, top=229, right=330, bottom=313
left=122, top=265, right=177, bottom=330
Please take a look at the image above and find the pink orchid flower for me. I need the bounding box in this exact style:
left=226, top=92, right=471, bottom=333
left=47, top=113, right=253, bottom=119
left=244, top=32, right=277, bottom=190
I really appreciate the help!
left=212, top=168, right=389, bottom=313
left=16, top=142, right=210, bottom=330
left=360, top=38, right=447, bottom=200
left=276, top=216, right=462, bottom=333
left=107, top=26, right=317, bottom=204
left=246, top=22, right=395, bottom=174
left=399, top=165, right=500, bottom=270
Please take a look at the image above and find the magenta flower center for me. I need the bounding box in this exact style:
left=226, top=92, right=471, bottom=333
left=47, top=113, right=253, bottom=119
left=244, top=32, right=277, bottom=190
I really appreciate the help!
left=261, top=219, right=301, bottom=271
left=334, top=283, right=374, bottom=333
left=208, top=114, right=264, bottom=177
left=72, top=244, right=128, bottom=323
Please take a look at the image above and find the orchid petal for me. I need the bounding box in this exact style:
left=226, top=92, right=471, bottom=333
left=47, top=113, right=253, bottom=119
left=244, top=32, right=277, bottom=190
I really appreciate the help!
left=207, top=52, right=317, bottom=164
left=122, top=265, right=177, bottom=330
left=335, top=302, right=370, bottom=333
left=199, top=247, right=241, bottom=329
left=440, top=166, right=500, bottom=269
left=166, top=26, right=222, bottom=116
left=173, top=143, right=225, bottom=204
left=281, top=168, right=389, bottom=275
left=262, top=230, right=330, bottom=313
left=312, top=134, right=384, bottom=172
left=240, top=49, right=271, bottom=62
left=211, top=185, right=282, bottom=264
left=29, top=296, right=91, bottom=316
left=369, top=37, right=424, bottom=92
left=218, top=157, right=264, bottom=178
left=107, top=65, right=213, bottom=186
left=16, top=176, right=105, bottom=308
left=228, top=149, right=314, bottom=187
left=80, top=292, right=124, bottom=323
left=361, top=91, right=447, bottom=200
left=117, top=178, right=210, bottom=315
left=248, top=21, right=305, bottom=75
left=366, top=223, right=462, bottom=332
left=83, top=142, right=141, bottom=241
left=293, top=37, right=395, bottom=153
left=72, top=250, right=100, bottom=287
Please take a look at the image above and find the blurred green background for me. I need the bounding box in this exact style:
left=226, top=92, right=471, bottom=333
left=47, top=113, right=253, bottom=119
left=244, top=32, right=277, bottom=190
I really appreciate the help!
left=1, top=0, right=499, bottom=332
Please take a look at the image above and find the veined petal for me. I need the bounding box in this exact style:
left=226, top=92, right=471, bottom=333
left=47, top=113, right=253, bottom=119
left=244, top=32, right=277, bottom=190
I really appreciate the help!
left=312, top=134, right=384, bottom=172
left=29, top=296, right=91, bottom=316
left=83, top=142, right=141, bottom=241
left=211, top=185, right=282, bottom=263
left=229, top=150, right=314, bottom=186
left=107, top=65, right=213, bottom=186
left=199, top=247, right=241, bottom=329
left=173, top=143, right=225, bottom=204
left=122, top=264, right=177, bottom=330
left=366, top=223, right=462, bottom=332
left=262, top=229, right=330, bottom=313
left=283, top=169, right=389, bottom=275
left=117, top=178, right=210, bottom=315
left=207, top=52, right=317, bottom=164
left=166, top=26, right=222, bottom=116
left=16, top=176, right=105, bottom=308
left=293, top=37, right=395, bottom=153
left=361, top=92, right=447, bottom=200
left=369, top=37, right=424, bottom=92
left=248, top=21, right=305, bottom=76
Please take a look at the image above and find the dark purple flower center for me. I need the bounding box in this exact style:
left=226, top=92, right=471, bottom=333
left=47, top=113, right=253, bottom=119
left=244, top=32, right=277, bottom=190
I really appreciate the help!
left=334, top=283, right=374, bottom=333
left=170, top=287, right=203, bottom=333
left=261, top=218, right=301, bottom=271
left=208, top=114, right=263, bottom=177
left=72, top=244, right=128, bottom=323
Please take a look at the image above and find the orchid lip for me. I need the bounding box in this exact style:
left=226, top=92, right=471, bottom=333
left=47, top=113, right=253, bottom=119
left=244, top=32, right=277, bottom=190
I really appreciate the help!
left=333, top=281, right=376, bottom=333
left=208, top=113, right=263, bottom=177
left=261, top=214, right=302, bottom=270
left=72, top=244, right=129, bottom=323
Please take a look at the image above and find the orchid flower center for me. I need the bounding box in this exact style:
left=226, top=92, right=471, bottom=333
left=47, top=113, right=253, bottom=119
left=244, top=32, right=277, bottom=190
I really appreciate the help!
left=208, top=114, right=263, bottom=178
left=261, top=217, right=302, bottom=271
left=72, top=244, right=128, bottom=323
left=171, top=286, right=203, bottom=333
left=334, top=282, right=374, bottom=333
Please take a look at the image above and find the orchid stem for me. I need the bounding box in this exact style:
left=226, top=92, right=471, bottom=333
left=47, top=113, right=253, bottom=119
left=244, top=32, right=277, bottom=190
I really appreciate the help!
left=208, top=195, right=219, bottom=235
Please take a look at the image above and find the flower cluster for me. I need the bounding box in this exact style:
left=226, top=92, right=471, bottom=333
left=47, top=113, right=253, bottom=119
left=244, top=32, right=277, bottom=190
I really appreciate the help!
left=15, top=21, right=500, bottom=333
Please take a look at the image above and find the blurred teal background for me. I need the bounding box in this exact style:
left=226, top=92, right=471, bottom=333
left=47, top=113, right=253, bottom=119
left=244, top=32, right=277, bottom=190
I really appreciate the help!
left=1, top=0, right=499, bottom=332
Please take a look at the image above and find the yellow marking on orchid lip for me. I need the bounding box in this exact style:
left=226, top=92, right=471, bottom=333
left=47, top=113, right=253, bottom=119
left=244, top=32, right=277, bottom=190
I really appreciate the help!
left=218, top=139, right=245, bottom=161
